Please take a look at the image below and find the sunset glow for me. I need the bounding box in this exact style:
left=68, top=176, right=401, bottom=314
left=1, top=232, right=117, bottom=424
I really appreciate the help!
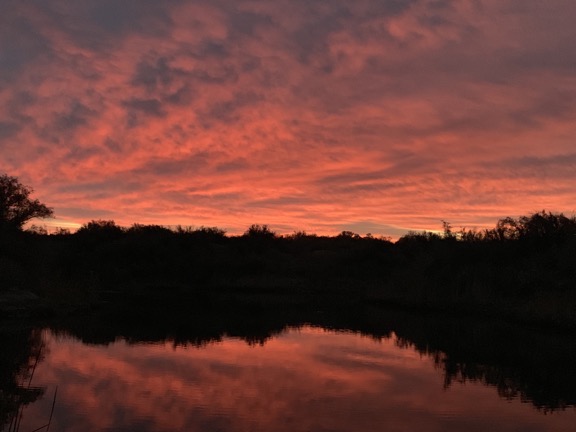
left=2, top=1, right=575, bottom=237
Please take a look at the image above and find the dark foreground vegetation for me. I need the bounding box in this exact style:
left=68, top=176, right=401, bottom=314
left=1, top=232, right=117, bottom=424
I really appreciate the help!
left=1, top=209, right=575, bottom=329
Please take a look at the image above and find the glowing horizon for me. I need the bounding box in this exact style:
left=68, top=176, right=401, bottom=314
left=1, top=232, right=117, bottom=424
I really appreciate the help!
left=2, top=1, right=575, bottom=238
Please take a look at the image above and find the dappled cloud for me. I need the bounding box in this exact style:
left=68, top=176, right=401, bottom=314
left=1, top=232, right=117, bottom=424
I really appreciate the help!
left=1, top=0, right=575, bottom=236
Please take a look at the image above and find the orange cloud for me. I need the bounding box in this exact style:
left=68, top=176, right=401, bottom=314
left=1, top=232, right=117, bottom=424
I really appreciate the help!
left=1, top=0, right=575, bottom=237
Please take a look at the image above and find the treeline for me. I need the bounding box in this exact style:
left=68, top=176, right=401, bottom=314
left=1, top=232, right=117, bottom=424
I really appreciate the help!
left=1, top=211, right=576, bottom=328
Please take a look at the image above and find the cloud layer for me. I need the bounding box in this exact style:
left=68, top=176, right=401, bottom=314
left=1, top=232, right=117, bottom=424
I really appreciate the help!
left=1, top=0, right=575, bottom=235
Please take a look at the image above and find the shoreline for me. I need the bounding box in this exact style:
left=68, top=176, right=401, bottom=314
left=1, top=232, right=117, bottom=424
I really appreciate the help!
left=2, top=283, right=575, bottom=335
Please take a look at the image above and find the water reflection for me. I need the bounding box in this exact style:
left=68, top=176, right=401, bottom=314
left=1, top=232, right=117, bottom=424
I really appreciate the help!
left=0, top=326, right=45, bottom=431
left=3, top=305, right=576, bottom=431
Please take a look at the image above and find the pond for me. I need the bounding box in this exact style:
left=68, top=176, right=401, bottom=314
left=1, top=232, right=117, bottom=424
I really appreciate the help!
left=3, top=312, right=576, bottom=432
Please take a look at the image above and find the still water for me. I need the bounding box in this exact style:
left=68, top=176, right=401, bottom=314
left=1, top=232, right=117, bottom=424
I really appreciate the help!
left=5, top=324, right=576, bottom=432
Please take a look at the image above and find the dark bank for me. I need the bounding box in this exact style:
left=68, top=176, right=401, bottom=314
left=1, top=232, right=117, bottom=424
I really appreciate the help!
left=1, top=209, right=576, bottom=330
left=2, top=173, right=575, bottom=329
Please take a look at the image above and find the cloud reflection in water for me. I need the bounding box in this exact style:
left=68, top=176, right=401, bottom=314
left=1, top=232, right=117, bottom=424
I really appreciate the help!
left=16, top=327, right=576, bottom=432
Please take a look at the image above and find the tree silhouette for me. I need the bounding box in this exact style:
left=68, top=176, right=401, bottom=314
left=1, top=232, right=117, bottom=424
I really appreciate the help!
left=0, top=174, right=53, bottom=231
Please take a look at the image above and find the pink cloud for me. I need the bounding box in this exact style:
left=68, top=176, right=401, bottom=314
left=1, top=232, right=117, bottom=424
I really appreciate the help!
left=1, top=0, right=575, bottom=236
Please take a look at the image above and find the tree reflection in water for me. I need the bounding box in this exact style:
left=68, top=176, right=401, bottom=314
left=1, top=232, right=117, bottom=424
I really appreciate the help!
left=394, top=316, right=576, bottom=412
left=49, top=301, right=576, bottom=413
left=2, top=300, right=575, bottom=432
left=0, top=326, right=46, bottom=432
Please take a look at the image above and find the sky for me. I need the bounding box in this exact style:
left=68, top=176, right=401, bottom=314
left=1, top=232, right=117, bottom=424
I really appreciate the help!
left=1, top=0, right=575, bottom=237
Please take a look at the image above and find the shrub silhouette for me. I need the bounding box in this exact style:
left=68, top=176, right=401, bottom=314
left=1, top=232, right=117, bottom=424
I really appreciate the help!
left=244, top=224, right=276, bottom=239
left=481, top=211, right=576, bottom=246
left=76, top=220, right=125, bottom=240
